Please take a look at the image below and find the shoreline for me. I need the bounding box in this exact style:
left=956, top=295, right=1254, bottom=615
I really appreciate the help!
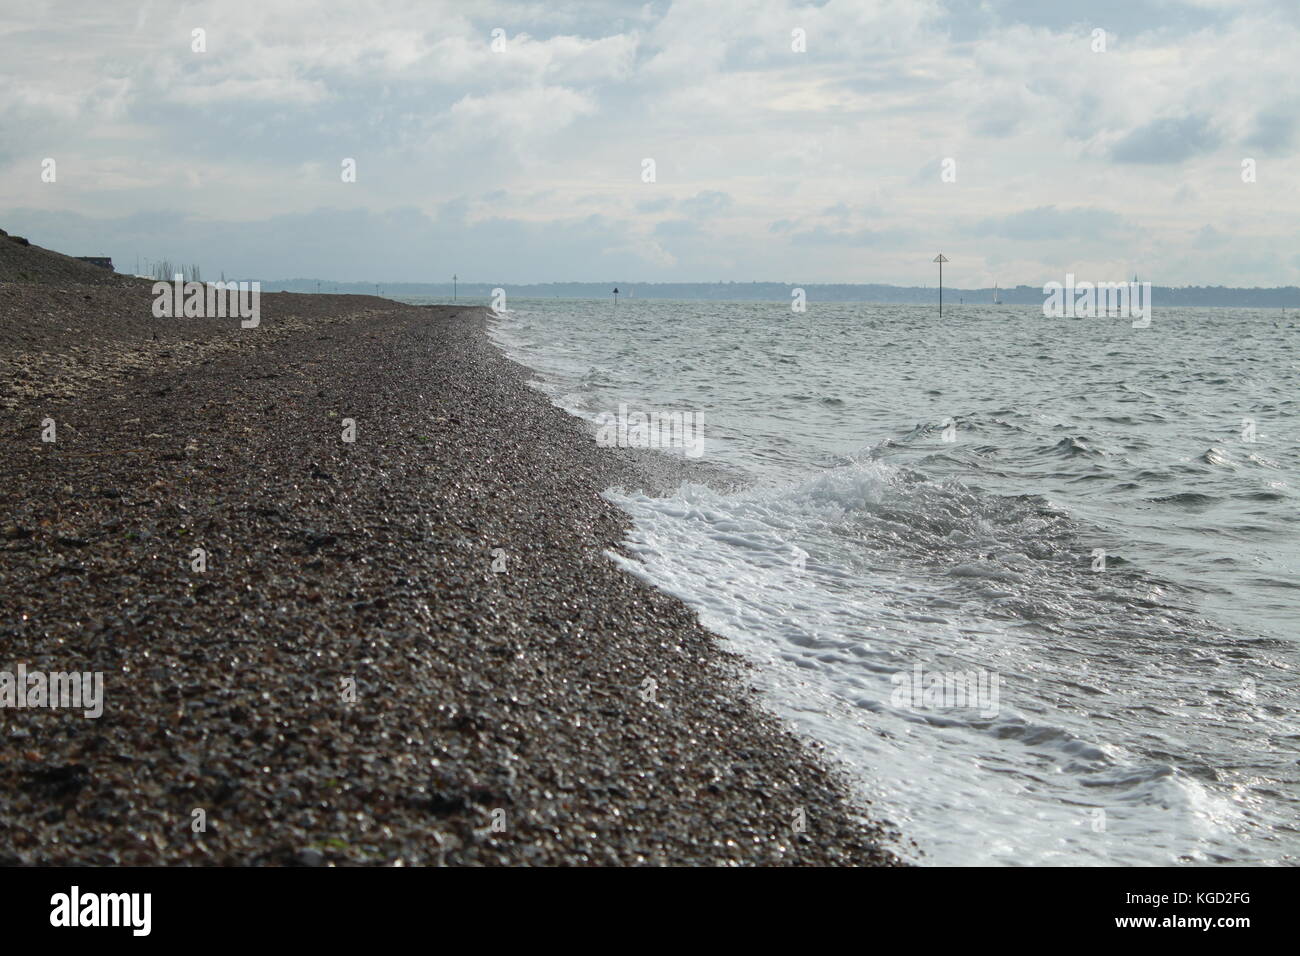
left=0, top=280, right=902, bottom=865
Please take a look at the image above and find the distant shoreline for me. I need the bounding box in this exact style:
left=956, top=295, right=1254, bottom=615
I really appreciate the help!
left=254, top=279, right=1300, bottom=309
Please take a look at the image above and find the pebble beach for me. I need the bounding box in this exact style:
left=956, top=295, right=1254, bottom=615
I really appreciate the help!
left=0, top=253, right=901, bottom=865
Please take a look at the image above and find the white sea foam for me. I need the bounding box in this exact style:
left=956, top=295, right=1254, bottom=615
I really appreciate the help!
left=604, top=467, right=1241, bottom=865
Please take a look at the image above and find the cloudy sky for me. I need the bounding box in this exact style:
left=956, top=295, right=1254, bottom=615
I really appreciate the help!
left=3, top=0, right=1298, bottom=286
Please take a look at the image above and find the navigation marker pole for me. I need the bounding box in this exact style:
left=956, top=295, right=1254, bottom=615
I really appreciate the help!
left=453, top=274, right=457, bottom=302
left=613, top=287, right=619, bottom=308
left=933, top=254, right=949, bottom=316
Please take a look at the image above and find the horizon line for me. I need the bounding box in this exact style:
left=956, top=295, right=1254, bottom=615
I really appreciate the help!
left=237, top=278, right=1300, bottom=293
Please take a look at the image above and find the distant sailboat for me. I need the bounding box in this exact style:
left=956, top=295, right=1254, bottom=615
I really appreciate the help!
left=993, top=283, right=1002, bottom=305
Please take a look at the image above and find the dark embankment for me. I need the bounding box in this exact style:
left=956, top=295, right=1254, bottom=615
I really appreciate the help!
left=0, top=230, right=129, bottom=286
left=0, top=267, right=902, bottom=865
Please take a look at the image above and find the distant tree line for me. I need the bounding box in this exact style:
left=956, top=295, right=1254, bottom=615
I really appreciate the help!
left=146, top=260, right=203, bottom=282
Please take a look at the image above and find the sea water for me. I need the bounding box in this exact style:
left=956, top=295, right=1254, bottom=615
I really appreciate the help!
left=455, top=296, right=1296, bottom=866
